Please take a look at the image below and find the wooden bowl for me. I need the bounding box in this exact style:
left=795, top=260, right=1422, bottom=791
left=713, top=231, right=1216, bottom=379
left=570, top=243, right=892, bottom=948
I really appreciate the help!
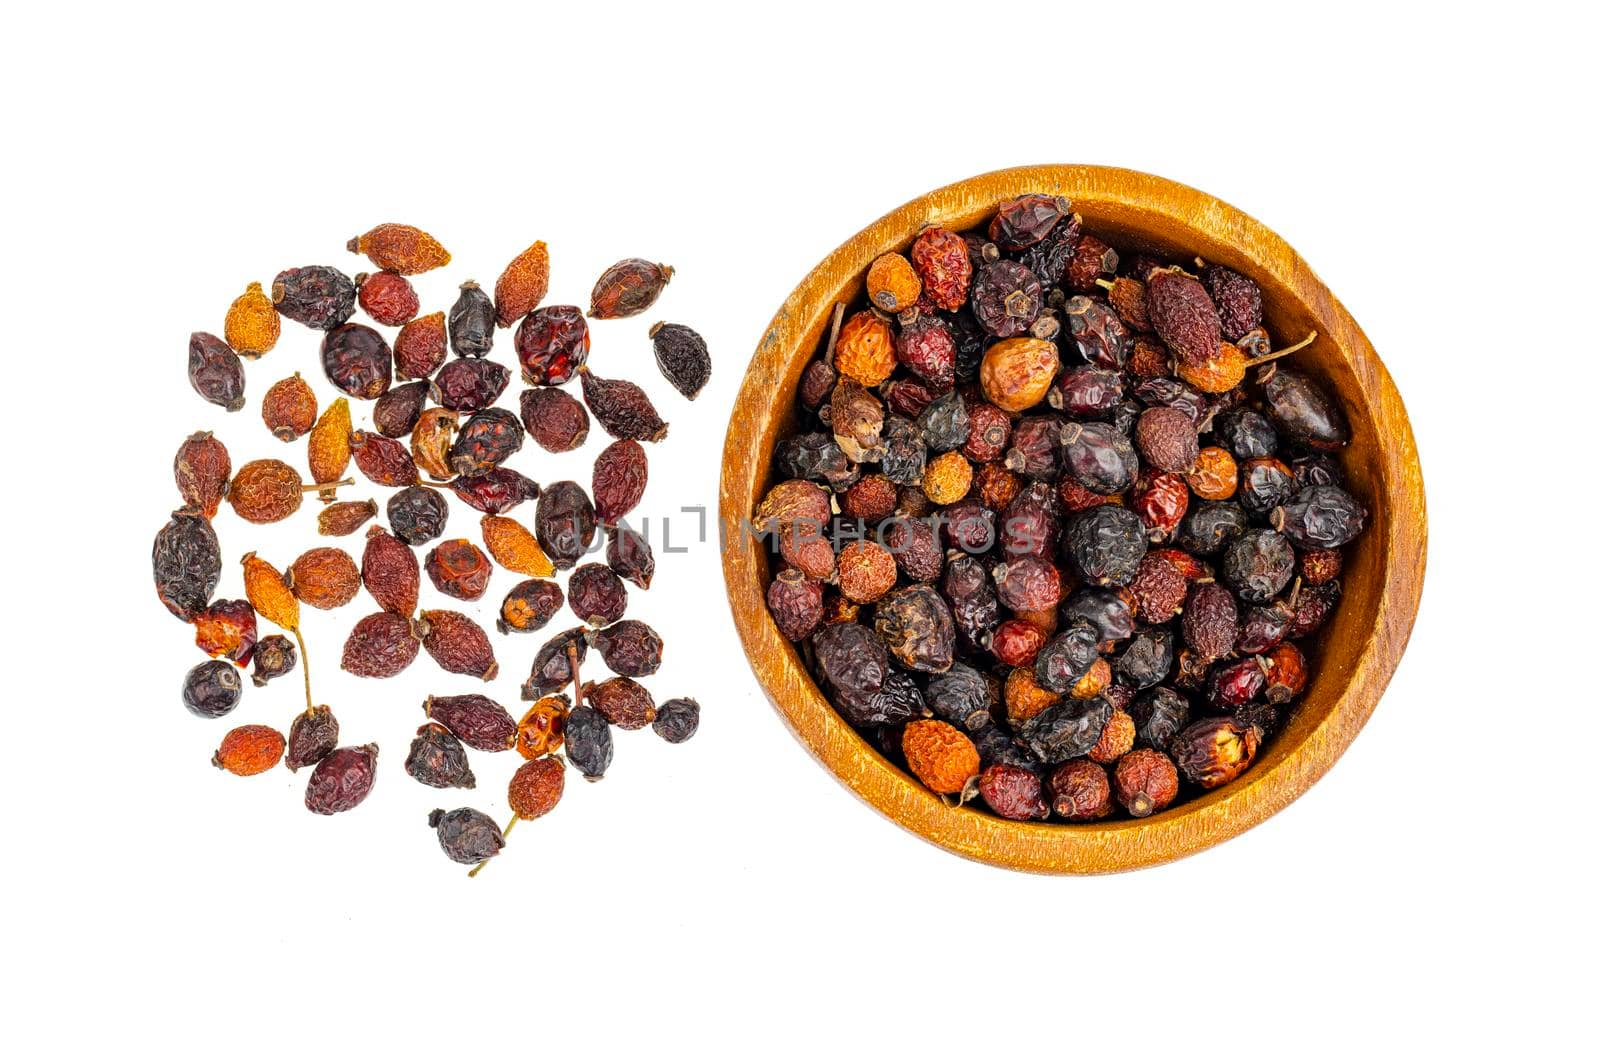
left=720, top=165, right=1425, bottom=873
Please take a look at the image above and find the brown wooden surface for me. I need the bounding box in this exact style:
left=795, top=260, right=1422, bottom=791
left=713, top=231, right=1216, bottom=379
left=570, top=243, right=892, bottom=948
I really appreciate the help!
left=719, top=165, right=1427, bottom=874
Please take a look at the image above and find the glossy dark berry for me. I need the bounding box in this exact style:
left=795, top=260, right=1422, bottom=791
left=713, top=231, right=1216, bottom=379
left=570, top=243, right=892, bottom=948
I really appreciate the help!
left=652, top=698, right=700, bottom=743
left=182, top=660, right=242, bottom=718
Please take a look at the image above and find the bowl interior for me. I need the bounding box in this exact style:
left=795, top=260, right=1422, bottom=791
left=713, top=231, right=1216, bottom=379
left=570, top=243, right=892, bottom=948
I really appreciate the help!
left=721, top=165, right=1423, bottom=873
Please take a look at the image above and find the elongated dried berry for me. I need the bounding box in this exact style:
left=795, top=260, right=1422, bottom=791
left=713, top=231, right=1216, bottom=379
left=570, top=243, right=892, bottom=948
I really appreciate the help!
left=388, top=485, right=449, bottom=546
left=251, top=634, right=297, bottom=687
left=321, top=323, right=392, bottom=400
left=394, top=312, right=448, bottom=379
left=261, top=374, right=317, bottom=442
left=653, top=698, right=699, bottom=743
left=182, top=659, right=241, bottom=718
left=1261, top=366, right=1350, bottom=449
left=448, top=280, right=495, bottom=357
left=305, top=744, right=378, bottom=814
left=406, top=723, right=476, bottom=789
left=1201, top=265, right=1263, bottom=341
left=1272, top=485, right=1367, bottom=549
left=1183, top=583, right=1239, bottom=661
left=284, top=706, right=337, bottom=772
left=1063, top=296, right=1131, bottom=369
left=515, top=305, right=589, bottom=385
left=318, top=498, right=378, bottom=537
left=902, top=719, right=980, bottom=794
left=361, top=526, right=419, bottom=615
left=308, top=398, right=352, bottom=500
left=592, top=439, right=648, bottom=525
left=410, top=407, right=459, bottom=482
left=874, top=585, right=955, bottom=673
left=605, top=526, right=654, bottom=590
left=1146, top=267, right=1220, bottom=367
left=1021, top=697, right=1113, bottom=764
left=535, top=481, right=597, bottom=570
left=425, top=693, right=516, bottom=751
left=590, top=258, right=672, bottom=318
left=989, top=193, right=1070, bottom=249
left=508, top=756, right=564, bottom=818
left=648, top=321, right=711, bottom=399
left=587, top=619, right=662, bottom=677
left=565, top=705, right=613, bottom=781
left=357, top=270, right=418, bottom=326
left=1035, top=619, right=1101, bottom=694
left=911, top=227, right=972, bottom=310
left=351, top=430, right=419, bottom=488
left=342, top=611, right=419, bottom=677
left=579, top=368, right=668, bottom=442
left=174, top=431, right=230, bottom=519
left=225, top=281, right=280, bottom=356
left=450, top=468, right=539, bottom=514
left=520, top=386, right=590, bottom=452
left=429, top=807, right=503, bottom=864
left=372, top=380, right=429, bottom=438
left=154, top=511, right=221, bottom=621
left=448, top=407, right=523, bottom=477
left=522, top=628, right=588, bottom=699
left=499, top=578, right=564, bottom=635
left=473, top=514, right=551, bottom=578
left=432, top=357, right=509, bottom=413
left=419, top=609, right=498, bottom=680
left=495, top=241, right=550, bottom=326
left=188, top=332, right=246, bottom=411
left=273, top=266, right=356, bottom=331
left=347, top=223, right=449, bottom=275
left=585, top=676, right=656, bottom=730
left=212, top=724, right=285, bottom=776
left=425, top=539, right=492, bottom=600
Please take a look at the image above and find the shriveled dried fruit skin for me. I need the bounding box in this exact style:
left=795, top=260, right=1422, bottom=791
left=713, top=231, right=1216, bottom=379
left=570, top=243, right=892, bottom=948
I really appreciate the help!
left=1272, top=485, right=1367, bottom=549
left=565, top=705, right=613, bottom=781
left=361, top=526, right=419, bottom=616
left=304, top=744, right=378, bottom=815
left=188, top=332, right=246, bottom=411
left=579, top=369, right=668, bottom=442
left=449, top=468, right=539, bottom=514
left=288, top=547, right=359, bottom=610
left=429, top=807, right=504, bottom=864
left=1261, top=366, right=1350, bottom=449
left=1173, top=717, right=1260, bottom=789
left=1146, top=267, right=1220, bottom=367
left=410, top=407, right=459, bottom=479
left=212, top=725, right=285, bottom=776
left=766, top=567, right=823, bottom=641
left=587, top=619, right=663, bottom=677
left=419, top=609, right=498, bottom=680
left=393, top=312, right=447, bottom=380
left=154, top=511, right=221, bottom=621
left=1183, top=583, right=1239, bottom=661
left=251, top=634, right=297, bottom=687
left=1019, top=697, right=1114, bottom=764
left=971, top=260, right=1042, bottom=338
left=432, top=358, right=510, bottom=413
left=1223, top=528, right=1296, bottom=603
left=388, top=485, right=450, bottom=546
left=911, top=227, right=972, bottom=310
left=357, top=270, right=419, bottom=326
left=648, top=321, right=711, bottom=399
left=522, top=628, right=588, bottom=699
left=228, top=459, right=311, bottom=524
left=535, top=481, right=597, bottom=570
left=653, top=697, right=699, bottom=743
left=317, top=498, right=377, bottom=537
left=568, top=563, right=628, bottom=626
left=499, top=578, right=564, bottom=635
left=508, top=756, right=564, bottom=819
left=1113, top=747, right=1178, bottom=817
left=981, top=337, right=1059, bottom=412
left=902, top=719, right=980, bottom=794
left=873, top=585, right=955, bottom=673
left=372, top=380, right=429, bottom=438
left=516, top=694, right=569, bottom=759
left=1135, top=405, right=1200, bottom=473
left=495, top=241, right=550, bottom=327
left=321, top=323, right=392, bottom=400
left=1202, top=264, right=1263, bottom=342
left=448, top=407, right=524, bottom=477
left=425, top=693, right=516, bottom=751
left=837, top=540, right=897, bottom=604
left=174, top=431, right=230, bottom=519
left=479, top=514, right=555, bottom=577
left=1300, top=548, right=1342, bottom=586
left=866, top=252, right=921, bottom=312
left=589, top=258, right=672, bottom=319
left=591, top=439, right=648, bottom=525
left=260, top=374, right=318, bottom=443
left=273, top=266, right=356, bottom=331
left=515, top=305, right=590, bottom=386
left=1067, top=233, right=1118, bottom=291
left=351, top=430, right=419, bottom=487
left=1088, top=708, right=1137, bottom=764
left=285, top=706, right=338, bottom=771
left=584, top=676, right=656, bottom=730
left=240, top=553, right=298, bottom=633
left=225, top=281, right=280, bottom=356
left=1064, top=505, right=1148, bottom=588
left=989, top=194, right=1070, bottom=250
left=834, top=310, right=897, bottom=386
left=192, top=598, right=257, bottom=665
left=520, top=386, right=590, bottom=452
left=606, top=526, right=654, bottom=590
left=447, top=281, right=495, bottom=357
left=425, top=539, right=493, bottom=600
left=308, top=398, right=352, bottom=501
left=980, top=764, right=1049, bottom=820
left=406, top=723, right=476, bottom=789
left=347, top=223, right=450, bottom=275
left=1050, top=759, right=1113, bottom=821
left=342, top=611, right=420, bottom=678
left=182, top=660, right=241, bottom=718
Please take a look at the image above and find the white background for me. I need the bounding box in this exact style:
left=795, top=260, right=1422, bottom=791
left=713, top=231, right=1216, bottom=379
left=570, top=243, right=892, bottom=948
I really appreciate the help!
left=3, top=2, right=1595, bottom=1056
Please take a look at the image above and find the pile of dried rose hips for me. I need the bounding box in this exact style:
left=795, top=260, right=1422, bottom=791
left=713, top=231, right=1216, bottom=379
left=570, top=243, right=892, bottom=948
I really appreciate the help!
left=756, top=194, right=1366, bottom=822
left=158, top=223, right=708, bottom=870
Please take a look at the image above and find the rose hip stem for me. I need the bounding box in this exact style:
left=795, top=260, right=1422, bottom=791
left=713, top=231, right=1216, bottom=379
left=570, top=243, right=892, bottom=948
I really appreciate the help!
left=1248, top=331, right=1318, bottom=367
left=823, top=302, right=845, bottom=364
left=293, top=627, right=314, bottom=714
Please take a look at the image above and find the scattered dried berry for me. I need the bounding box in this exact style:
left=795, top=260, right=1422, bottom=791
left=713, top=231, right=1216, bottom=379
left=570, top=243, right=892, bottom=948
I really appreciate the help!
left=347, top=223, right=450, bottom=275
left=592, top=439, right=648, bottom=525
left=653, top=697, right=700, bottom=743
left=188, top=332, right=246, bottom=411
left=388, top=485, right=450, bottom=546
left=495, top=241, right=550, bottom=326
left=425, top=693, right=516, bottom=751
left=499, top=578, right=564, bottom=635
left=341, top=611, right=420, bottom=678
left=153, top=511, right=221, bottom=621
left=590, top=258, right=672, bottom=318
left=182, top=659, right=241, bottom=718
left=394, top=312, right=448, bottom=379
left=372, top=380, right=429, bottom=438
left=508, top=756, right=564, bottom=819
left=568, top=563, right=628, bottom=626
left=535, top=481, right=597, bottom=570
left=515, top=305, right=589, bottom=386
left=579, top=368, right=668, bottom=442
left=357, top=270, right=418, bottom=326
left=273, top=266, right=357, bottom=331
left=432, top=357, right=510, bottom=413
left=584, top=676, right=656, bottom=730
left=321, top=323, right=392, bottom=400
left=224, top=281, right=280, bottom=356
left=261, top=375, right=318, bottom=442
left=285, top=706, right=338, bottom=771
left=212, top=724, right=285, bottom=776
left=419, top=609, right=498, bottom=680
left=174, top=431, right=230, bottom=519
left=351, top=430, right=419, bottom=488
left=648, top=321, right=712, bottom=399
left=429, top=807, right=503, bottom=865
left=307, top=398, right=352, bottom=501
left=251, top=634, right=297, bottom=687
left=304, top=744, right=378, bottom=815
left=565, top=705, right=613, bottom=781
left=288, top=546, right=359, bottom=610
left=406, top=723, right=476, bottom=789
left=449, top=468, right=539, bottom=514
left=448, top=280, right=495, bottom=356
left=520, top=386, right=590, bottom=452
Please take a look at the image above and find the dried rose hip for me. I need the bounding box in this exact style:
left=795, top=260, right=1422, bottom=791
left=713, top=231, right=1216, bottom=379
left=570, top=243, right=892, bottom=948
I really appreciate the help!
left=419, top=609, right=498, bottom=680
left=653, top=697, right=699, bottom=744
left=425, top=693, right=516, bottom=751
left=228, top=459, right=321, bottom=523
left=448, top=407, right=524, bottom=476
left=321, top=323, right=392, bottom=400
left=1173, top=717, right=1260, bottom=789
left=285, top=706, right=338, bottom=771
left=372, top=380, right=429, bottom=438
left=394, top=312, right=448, bottom=379
left=579, top=368, right=668, bottom=442
left=450, top=468, right=539, bottom=514
left=874, top=585, right=955, bottom=673
left=406, top=723, right=476, bottom=789
left=357, top=270, right=418, bottom=326
left=1271, top=485, right=1367, bottom=549
left=866, top=252, right=921, bottom=312
left=351, top=430, right=419, bottom=487
left=516, top=695, right=569, bottom=759
left=288, top=546, right=359, bottom=610
left=261, top=374, right=317, bottom=442
left=979, top=764, right=1049, bottom=820
left=499, top=578, right=564, bottom=635
left=591, top=439, right=648, bottom=525
left=565, top=705, right=613, bottom=781
left=388, top=485, right=450, bottom=546
left=515, top=305, right=590, bottom=385
left=273, top=266, right=356, bottom=331
left=535, top=480, right=597, bottom=570
left=648, top=321, right=711, bottom=399
left=174, top=431, right=230, bottom=519
left=425, top=539, right=493, bottom=601
left=508, top=756, right=564, bottom=819
left=224, top=281, right=280, bottom=356
left=251, top=634, right=297, bottom=687
left=317, top=498, right=378, bottom=537
left=308, top=398, right=352, bottom=501
left=1183, top=583, right=1239, bottom=662
left=1050, top=760, right=1113, bottom=821
left=304, top=744, right=379, bottom=814
left=590, top=258, right=672, bottom=319
left=1261, top=366, right=1349, bottom=449
left=1146, top=267, right=1220, bottom=367
left=587, top=619, right=663, bottom=677
left=911, top=227, right=973, bottom=311
left=188, top=332, right=246, bottom=411
left=347, top=223, right=449, bottom=275
left=212, top=724, right=285, bottom=776
left=520, top=386, right=590, bottom=452
left=902, top=719, right=980, bottom=794
left=606, top=526, right=654, bottom=590
left=432, top=357, right=510, bottom=413
left=1112, top=748, right=1178, bottom=817
left=342, top=612, right=420, bottom=678
left=478, top=514, right=554, bottom=577
left=495, top=241, right=549, bottom=327
left=410, top=407, right=457, bottom=478
left=430, top=807, right=504, bottom=865
left=584, top=676, right=656, bottom=730
left=154, top=511, right=221, bottom=620
left=568, top=563, right=628, bottom=626
left=448, top=280, right=495, bottom=357
left=522, top=627, right=588, bottom=699
left=361, top=526, right=419, bottom=616
left=182, top=660, right=241, bottom=718
left=1135, top=405, right=1200, bottom=473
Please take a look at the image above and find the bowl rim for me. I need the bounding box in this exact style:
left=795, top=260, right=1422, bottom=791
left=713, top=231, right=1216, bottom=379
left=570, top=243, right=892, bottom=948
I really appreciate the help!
left=719, top=164, right=1426, bottom=873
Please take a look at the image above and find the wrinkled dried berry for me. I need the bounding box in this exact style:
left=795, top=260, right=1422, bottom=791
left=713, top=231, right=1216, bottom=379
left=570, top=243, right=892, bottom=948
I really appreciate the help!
left=284, top=705, right=338, bottom=771
left=1135, top=405, right=1200, bottom=473
left=520, top=386, right=590, bottom=453
left=1004, top=415, right=1059, bottom=480
left=1223, top=528, right=1296, bottom=603
left=569, top=563, right=629, bottom=626
left=288, top=546, right=359, bottom=610
left=1261, top=366, right=1350, bottom=449
left=975, top=764, right=1046, bottom=820
left=495, top=241, right=550, bottom=326
left=372, top=380, right=429, bottom=438
left=273, top=265, right=357, bottom=331
left=321, top=323, right=392, bottom=400
left=779, top=432, right=858, bottom=491
left=429, top=807, right=503, bottom=865
left=587, top=619, right=662, bottom=677
left=1201, top=265, right=1263, bottom=342
left=357, top=270, right=418, bottom=326
left=423, top=539, right=491, bottom=601
left=1066, top=233, right=1118, bottom=291
left=1146, top=267, right=1220, bottom=367
left=407, top=723, right=476, bottom=789
left=1289, top=582, right=1341, bottom=639
left=648, top=321, right=712, bottom=399
left=387, top=485, right=450, bottom=546
left=653, top=697, right=700, bottom=743
left=261, top=375, right=318, bottom=442
left=1237, top=599, right=1297, bottom=655
left=592, top=439, right=648, bottom=526
left=173, top=431, right=230, bottom=520
left=521, top=628, right=588, bottom=699
left=989, top=193, right=1070, bottom=250
left=224, top=282, right=280, bottom=356
left=425, top=692, right=515, bottom=751
left=1064, top=505, right=1148, bottom=587
left=342, top=611, right=419, bottom=678
left=535, top=480, right=597, bottom=570
left=911, top=227, right=973, bottom=311
left=580, top=368, right=668, bottom=442
left=515, top=305, right=590, bottom=386
left=1179, top=501, right=1250, bottom=556
left=1183, top=583, right=1239, bottom=661
left=187, top=332, right=246, bottom=411
left=971, top=260, right=1042, bottom=338
left=1060, top=421, right=1139, bottom=494
left=432, top=357, right=510, bottom=413
left=901, top=719, right=980, bottom=794
left=1113, top=747, right=1178, bottom=817
left=1300, top=548, right=1342, bottom=586
left=1035, top=619, right=1101, bottom=693
left=307, top=398, right=353, bottom=500
left=154, top=511, right=221, bottom=621
left=1272, top=485, right=1367, bottom=549
left=508, top=756, right=564, bottom=818
left=1129, top=687, right=1190, bottom=751
left=447, top=280, right=495, bottom=357
left=1061, top=587, right=1137, bottom=647
left=304, top=744, right=378, bottom=814
left=182, top=659, right=241, bottom=718
left=419, top=609, right=498, bottom=680
left=606, top=526, right=655, bottom=590
left=250, top=634, right=297, bottom=687
left=516, top=695, right=568, bottom=759
left=565, top=705, right=614, bottom=781
left=446, top=407, right=523, bottom=477
left=394, top=312, right=448, bottom=379
left=1021, top=697, right=1113, bottom=764
left=1173, top=717, right=1260, bottom=789
left=361, top=526, right=419, bottom=615
left=348, top=223, right=449, bottom=275
left=585, top=676, right=656, bottom=730
left=499, top=578, right=565, bottom=635
left=474, top=514, right=551, bottom=578
left=351, top=430, right=419, bottom=488
left=1116, top=630, right=1175, bottom=691
left=1238, top=456, right=1296, bottom=515
left=873, top=585, right=955, bottom=673
left=813, top=621, right=889, bottom=704
left=449, top=468, right=539, bottom=514
left=590, top=258, right=672, bottom=318
left=1049, top=759, right=1112, bottom=820
left=212, top=724, right=285, bottom=776
left=1063, top=296, right=1131, bottom=369
left=1132, top=471, right=1189, bottom=541
left=769, top=566, right=827, bottom=640
left=924, top=663, right=993, bottom=731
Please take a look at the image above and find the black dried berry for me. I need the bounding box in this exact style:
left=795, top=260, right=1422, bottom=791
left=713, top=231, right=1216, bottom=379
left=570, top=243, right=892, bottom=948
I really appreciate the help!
left=565, top=705, right=613, bottom=781
left=1129, top=686, right=1190, bottom=751
left=1215, top=408, right=1279, bottom=460
left=972, top=260, right=1043, bottom=338
left=916, top=391, right=969, bottom=453
left=448, top=407, right=524, bottom=477
left=1261, top=367, right=1350, bottom=450
left=535, top=481, right=597, bottom=570
left=1116, top=630, right=1175, bottom=690
left=1020, top=697, right=1113, bottom=764
left=652, top=697, right=700, bottom=743
left=1060, top=421, right=1139, bottom=494
left=182, top=659, right=241, bottom=718
left=778, top=432, right=859, bottom=490
left=448, top=281, right=496, bottom=357
left=321, top=323, right=392, bottom=400
left=153, top=511, right=221, bottom=621
left=251, top=634, right=297, bottom=687
left=187, top=332, right=247, bottom=411
left=428, top=807, right=503, bottom=864
left=1223, top=529, right=1297, bottom=603
left=433, top=357, right=511, bottom=413
left=406, top=723, right=477, bottom=789
left=925, top=663, right=993, bottom=731
left=1179, top=501, right=1250, bottom=556
left=873, top=585, right=955, bottom=673
left=273, top=265, right=357, bottom=331
left=649, top=322, right=712, bottom=399
left=1035, top=619, right=1101, bottom=693
left=1272, top=485, right=1368, bottom=549
left=1064, top=505, right=1148, bottom=587
left=388, top=485, right=450, bottom=546
left=372, top=380, right=429, bottom=437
